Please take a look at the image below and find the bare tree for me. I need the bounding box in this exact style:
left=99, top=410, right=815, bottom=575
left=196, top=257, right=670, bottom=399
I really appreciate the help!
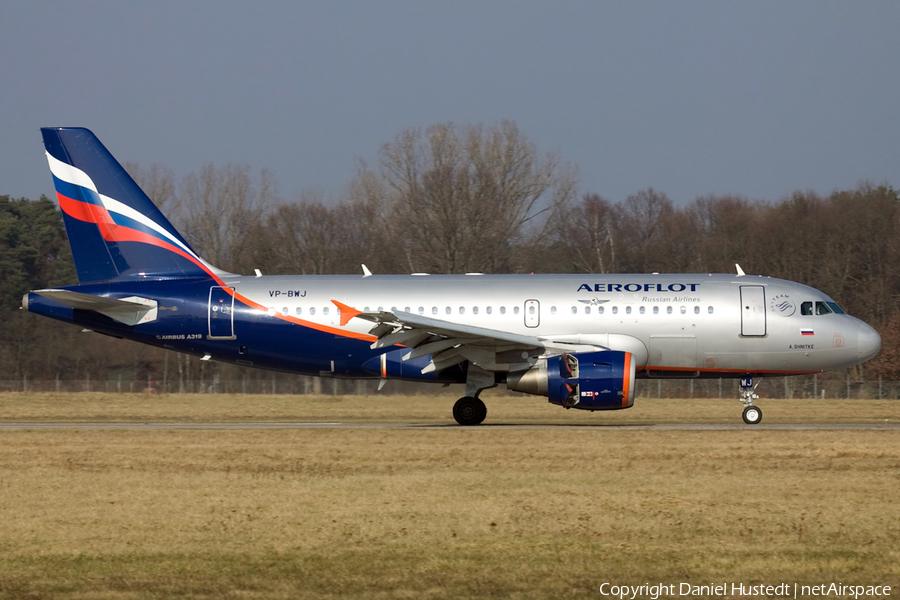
left=689, top=194, right=762, bottom=273
left=178, top=164, right=276, bottom=273
left=615, top=188, right=679, bottom=271
left=124, top=162, right=177, bottom=214
left=355, top=121, right=576, bottom=274
left=536, top=193, right=619, bottom=273
left=250, top=189, right=392, bottom=276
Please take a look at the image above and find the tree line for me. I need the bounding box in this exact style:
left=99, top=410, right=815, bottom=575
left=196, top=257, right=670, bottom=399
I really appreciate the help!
left=2, top=121, right=899, bottom=386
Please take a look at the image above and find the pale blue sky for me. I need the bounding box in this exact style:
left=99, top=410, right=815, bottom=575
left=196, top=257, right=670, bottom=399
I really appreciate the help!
left=2, top=1, right=898, bottom=206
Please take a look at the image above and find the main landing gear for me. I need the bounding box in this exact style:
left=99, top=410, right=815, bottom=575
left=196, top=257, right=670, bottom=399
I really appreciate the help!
left=452, top=364, right=494, bottom=426
left=740, top=376, right=763, bottom=425
left=453, top=396, right=487, bottom=426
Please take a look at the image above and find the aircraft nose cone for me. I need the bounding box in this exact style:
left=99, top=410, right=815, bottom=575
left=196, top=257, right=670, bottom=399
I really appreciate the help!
left=857, top=322, right=881, bottom=362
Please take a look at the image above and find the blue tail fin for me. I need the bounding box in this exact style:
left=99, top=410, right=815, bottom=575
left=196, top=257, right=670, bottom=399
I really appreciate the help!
left=42, top=127, right=221, bottom=283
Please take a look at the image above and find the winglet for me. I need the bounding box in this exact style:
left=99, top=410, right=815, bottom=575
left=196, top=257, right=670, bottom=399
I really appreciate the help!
left=332, top=299, right=362, bottom=326
left=361, top=264, right=372, bottom=277
left=735, top=263, right=746, bottom=276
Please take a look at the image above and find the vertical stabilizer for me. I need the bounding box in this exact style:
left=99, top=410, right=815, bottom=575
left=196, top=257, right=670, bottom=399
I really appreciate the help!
left=42, top=127, right=221, bottom=283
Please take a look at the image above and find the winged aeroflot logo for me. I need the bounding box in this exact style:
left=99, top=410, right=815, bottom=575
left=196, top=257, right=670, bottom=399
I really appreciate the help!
left=578, top=298, right=610, bottom=306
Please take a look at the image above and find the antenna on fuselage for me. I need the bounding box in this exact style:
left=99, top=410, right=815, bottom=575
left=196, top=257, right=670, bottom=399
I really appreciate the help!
left=735, top=264, right=746, bottom=276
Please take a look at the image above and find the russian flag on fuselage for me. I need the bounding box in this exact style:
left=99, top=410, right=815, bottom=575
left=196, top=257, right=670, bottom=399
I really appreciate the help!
left=42, top=127, right=218, bottom=283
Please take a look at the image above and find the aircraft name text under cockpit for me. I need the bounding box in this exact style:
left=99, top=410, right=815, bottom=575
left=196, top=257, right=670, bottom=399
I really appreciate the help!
left=577, top=283, right=701, bottom=293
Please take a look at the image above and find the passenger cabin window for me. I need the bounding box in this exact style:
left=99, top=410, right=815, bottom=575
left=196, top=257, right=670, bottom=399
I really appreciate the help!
left=612, top=306, right=618, bottom=315
left=514, top=306, right=520, bottom=315
left=500, top=307, right=506, bottom=315
left=432, top=307, right=438, bottom=315
left=694, top=306, right=700, bottom=314
left=418, top=306, right=424, bottom=315
left=473, top=306, right=479, bottom=315
left=667, top=306, right=673, bottom=314
left=550, top=306, right=557, bottom=315
left=598, top=306, right=604, bottom=314
left=639, top=306, right=645, bottom=314
left=323, top=307, right=329, bottom=316
left=585, top=306, right=591, bottom=314
left=653, top=306, right=659, bottom=314
left=310, top=307, right=316, bottom=316
left=296, top=307, right=303, bottom=316
left=459, top=307, right=465, bottom=315
left=625, top=306, right=632, bottom=314
left=487, top=307, right=492, bottom=314
left=446, top=307, right=451, bottom=315
left=708, top=306, right=714, bottom=314
left=571, top=306, right=577, bottom=314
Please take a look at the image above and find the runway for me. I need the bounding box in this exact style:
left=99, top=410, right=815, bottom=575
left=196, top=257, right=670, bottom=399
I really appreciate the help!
left=0, top=422, right=896, bottom=430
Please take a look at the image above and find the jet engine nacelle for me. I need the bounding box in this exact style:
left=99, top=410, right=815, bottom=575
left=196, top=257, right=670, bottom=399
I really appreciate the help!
left=507, top=350, right=636, bottom=410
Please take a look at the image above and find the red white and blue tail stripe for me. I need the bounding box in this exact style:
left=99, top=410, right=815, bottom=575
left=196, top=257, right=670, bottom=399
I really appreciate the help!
left=42, top=127, right=225, bottom=283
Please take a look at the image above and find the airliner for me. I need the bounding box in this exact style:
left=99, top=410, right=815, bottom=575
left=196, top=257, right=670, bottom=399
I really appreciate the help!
left=22, top=127, right=882, bottom=425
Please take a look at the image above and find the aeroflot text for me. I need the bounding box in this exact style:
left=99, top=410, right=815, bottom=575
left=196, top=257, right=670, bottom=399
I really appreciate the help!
left=598, top=582, right=891, bottom=599
left=577, top=283, right=700, bottom=293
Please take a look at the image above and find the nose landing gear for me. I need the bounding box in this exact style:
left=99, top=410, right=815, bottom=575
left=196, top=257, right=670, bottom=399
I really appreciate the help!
left=740, top=376, right=763, bottom=425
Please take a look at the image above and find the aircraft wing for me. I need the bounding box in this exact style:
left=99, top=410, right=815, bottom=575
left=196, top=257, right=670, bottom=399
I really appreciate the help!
left=332, top=300, right=602, bottom=374
left=33, top=289, right=158, bottom=326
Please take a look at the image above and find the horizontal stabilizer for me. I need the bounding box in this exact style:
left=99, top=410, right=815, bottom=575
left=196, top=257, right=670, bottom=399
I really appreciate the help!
left=34, top=289, right=158, bottom=326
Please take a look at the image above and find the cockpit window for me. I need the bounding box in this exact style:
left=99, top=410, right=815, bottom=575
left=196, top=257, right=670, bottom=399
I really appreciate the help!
left=801, top=300, right=844, bottom=316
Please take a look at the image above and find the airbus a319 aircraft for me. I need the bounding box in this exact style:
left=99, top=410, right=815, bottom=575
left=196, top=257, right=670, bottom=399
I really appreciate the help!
left=23, top=128, right=882, bottom=425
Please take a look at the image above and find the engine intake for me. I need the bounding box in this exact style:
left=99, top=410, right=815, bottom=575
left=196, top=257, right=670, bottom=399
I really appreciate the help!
left=507, top=351, right=636, bottom=410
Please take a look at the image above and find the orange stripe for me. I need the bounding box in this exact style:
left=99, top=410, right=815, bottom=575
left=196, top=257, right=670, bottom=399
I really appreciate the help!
left=57, top=191, right=226, bottom=284
left=622, top=352, right=632, bottom=407
left=57, top=191, right=114, bottom=226
left=332, top=299, right=363, bottom=326
left=230, top=291, right=376, bottom=342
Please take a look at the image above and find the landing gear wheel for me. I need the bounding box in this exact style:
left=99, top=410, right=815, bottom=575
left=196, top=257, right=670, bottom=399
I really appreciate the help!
left=453, top=396, right=487, bottom=426
left=742, top=405, right=762, bottom=425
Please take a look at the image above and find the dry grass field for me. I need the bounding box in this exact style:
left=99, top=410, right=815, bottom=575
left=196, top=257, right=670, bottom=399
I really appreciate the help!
left=2, top=390, right=900, bottom=424
left=0, top=393, right=898, bottom=599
